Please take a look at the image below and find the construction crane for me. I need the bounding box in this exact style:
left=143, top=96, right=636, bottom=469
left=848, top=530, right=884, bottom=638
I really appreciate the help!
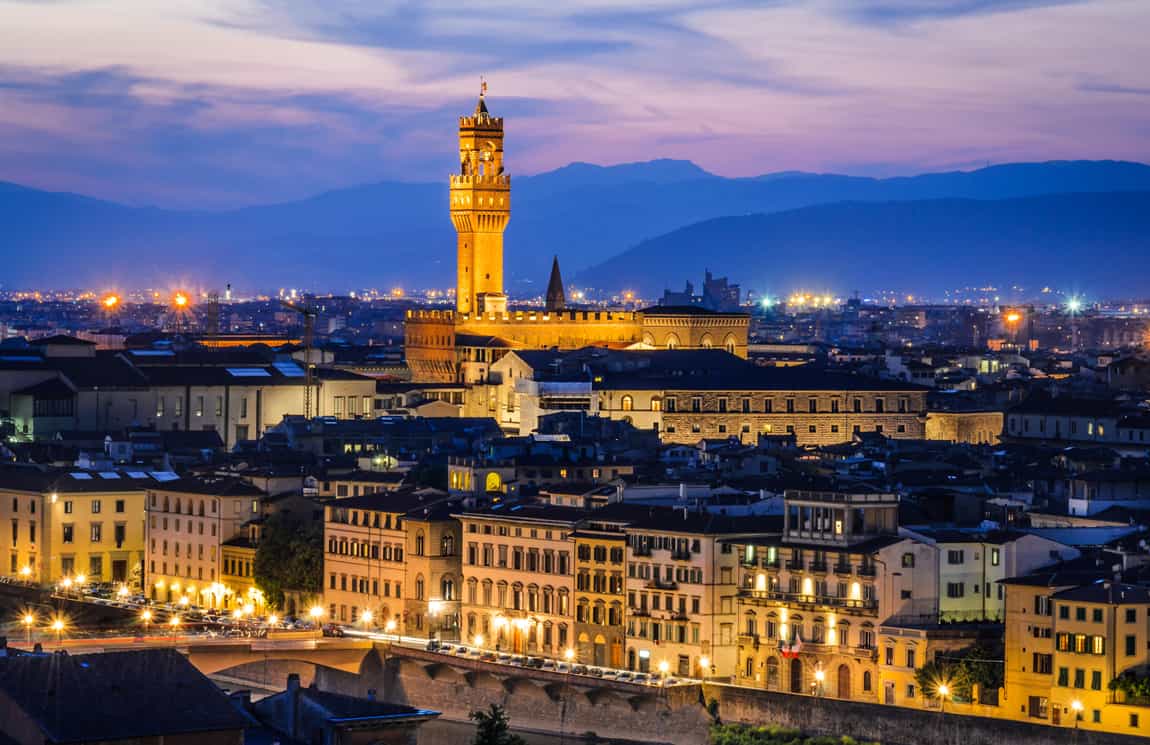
left=280, top=299, right=318, bottom=418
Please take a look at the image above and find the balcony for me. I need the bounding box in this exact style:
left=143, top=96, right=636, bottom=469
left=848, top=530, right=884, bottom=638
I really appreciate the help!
left=857, top=565, right=877, bottom=577
left=809, top=561, right=828, bottom=573
left=645, top=577, right=678, bottom=590
left=738, top=633, right=761, bottom=648
left=785, top=560, right=805, bottom=571
left=670, top=549, right=693, bottom=561
left=833, top=563, right=853, bottom=576
left=633, top=545, right=652, bottom=557
left=738, top=589, right=878, bottom=613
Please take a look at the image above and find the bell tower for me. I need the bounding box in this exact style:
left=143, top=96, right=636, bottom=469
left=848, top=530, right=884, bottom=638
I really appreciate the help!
left=451, top=81, right=510, bottom=315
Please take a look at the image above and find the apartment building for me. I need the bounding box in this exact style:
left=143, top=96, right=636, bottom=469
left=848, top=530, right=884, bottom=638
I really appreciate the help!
left=572, top=513, right=628, bottom=667
left=0, top=466, right=150, bottom=586
left=1003, top=562, right=1150, bottom=735
left=731, top=489, right=937, bottom=703
left=145, top=476, right=265, bottom=606
left=455, top=504, right=583, bottom=656
left=904, top=528, right=1079, bottom=622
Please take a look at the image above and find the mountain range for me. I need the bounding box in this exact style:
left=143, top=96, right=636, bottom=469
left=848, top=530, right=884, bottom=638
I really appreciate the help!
left=2, top=159, right=1149, bottom=295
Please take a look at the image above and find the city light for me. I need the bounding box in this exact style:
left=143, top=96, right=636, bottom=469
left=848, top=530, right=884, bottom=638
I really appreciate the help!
left=309, top=606, right=324, bottom=620
left=360, top=610, right=374, bottom=624
left=173, top=291, right=190, bottom=308
left=564, top=647, right=575, bottom=661
left=1005, top=312, right=1021, bottom=323
left=75, top=574, right=86, bottom=585
left=102, top=294, right=120, bottom=309
left=937, top=683, right=950, bottom=698
left=384, top=619, right=397, bottom=633
left=1067, top=297, right=1083, bottom=313
left=268, top=614, right=279, bottom=626
left=474, top=634, right=485, bottom=648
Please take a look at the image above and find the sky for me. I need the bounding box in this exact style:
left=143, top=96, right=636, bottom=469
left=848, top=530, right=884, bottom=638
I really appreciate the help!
left=0, top=0, right=1148, bottom=209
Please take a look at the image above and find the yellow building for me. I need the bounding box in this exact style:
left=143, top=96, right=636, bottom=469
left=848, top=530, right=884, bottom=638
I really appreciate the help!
left=404, top=89, right=750, bottom=384
left=926, top=409, right=1003, bottom=445
left=1003, top=570, right=1150, bottom=735
left=0, top=468, right=148, bottom=587
left=573, top=515, right=628, bottom=667
left=220, top=521, right=262, bottom=613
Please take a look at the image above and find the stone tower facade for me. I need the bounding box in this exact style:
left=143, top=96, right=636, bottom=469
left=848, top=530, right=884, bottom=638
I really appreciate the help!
left=451, top=90, right=510, bottom=315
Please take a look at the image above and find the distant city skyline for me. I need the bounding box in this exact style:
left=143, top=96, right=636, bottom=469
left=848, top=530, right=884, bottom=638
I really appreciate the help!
left=1, top=0, right=1148, bottom=209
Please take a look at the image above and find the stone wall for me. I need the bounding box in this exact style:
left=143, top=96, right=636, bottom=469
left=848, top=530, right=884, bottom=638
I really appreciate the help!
left=709, top=682, right=1144, bottom=745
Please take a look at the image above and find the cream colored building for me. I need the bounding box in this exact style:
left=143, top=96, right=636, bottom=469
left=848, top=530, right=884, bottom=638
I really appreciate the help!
left=145, top=476, right=265, bottom=606
left=455, top=505, right=581, bottom=656
left=732, top=490, right=938, bottom=702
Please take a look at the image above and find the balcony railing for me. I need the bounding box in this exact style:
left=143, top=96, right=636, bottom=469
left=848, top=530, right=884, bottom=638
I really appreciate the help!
left=670, top=549, right=693, bottom=561
left=857, top=565, right=877, bottom=577
left=646, top=577, right=678, bottom=590
left=833, top=563, right=853, bottom=576
left=633, top=545, right=652, bottom=557
left=785, top=560, right=805, bottom=571
left=809, top=561, right=828, bottom=573
left=738, top=589, right=878, bottom=612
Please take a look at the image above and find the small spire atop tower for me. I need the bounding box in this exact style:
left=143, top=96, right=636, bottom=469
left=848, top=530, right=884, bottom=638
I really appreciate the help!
left=476, top=76, right=488, bottom=115
left=546, top=255, right=566, bottom=312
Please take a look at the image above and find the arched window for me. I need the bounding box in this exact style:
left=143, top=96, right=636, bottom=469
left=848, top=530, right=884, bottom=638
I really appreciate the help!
left=198, top=500, right=205, bottom=516
left=700, top=333, right=713, bottom=349
left=485, top=472, right=503, bottom=492
left=441, top=533, right=455, bottom=556
left=863, top=670, right=873, bottom=692
left=724, top=334, right=737, bottom=354
left=651, top=397, right=662, bottom=412
left=665, top=333, right=680, bottom=350
left=745, top=656, right=754, bottom=679
left=621, top=395, right=633, bottom=412
left=766, top=657, right=779, bottom=689
left=415, top=531, right=425, bottom=556
left=441, top=576, right=455, bottom=601
left=415, top=575, right=425, bottom=600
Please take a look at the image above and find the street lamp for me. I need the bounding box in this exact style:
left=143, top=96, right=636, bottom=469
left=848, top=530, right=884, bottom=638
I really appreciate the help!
left=51, top=617, right=65, bottom=649
left=22, top=612, right=35, bottom=645
left=658, top=659, right=670, bottom=686
left=937, top=683, right=950, bottom=713
left=474, top=633, right=484, bottom=649
left=814, top=667, right=826, bottom=697
left=268, top=614, right=279, bottom=627
left=76, top=574, right=87, bottom=588
left=309, top=605, right=324, bottom=639
left=360, top=610, right=374, bottom=628
left=19, top=565, right=32, bottom=583
left=140, top=609, right=153, bottom=636
left=1071, top=699, right=1083, bottom=728
left=169, top=615, right=181, bottom=645
left=698, top=655, right=711, bottom=682
left=117, top=584, right=130, bottom=600
left=564, top=647, right=575, bottom=663
left=384, top=618, right=397, bottom=636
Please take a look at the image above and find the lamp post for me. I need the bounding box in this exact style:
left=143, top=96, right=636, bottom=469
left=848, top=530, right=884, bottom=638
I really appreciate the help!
left=51, top=617, right=65, bottom=649
left=1071, top=699, right=1083, bottom=729
left=18, top=565, right=32, bottom=584
left=384, top=618, right=397, bottom=639
left=658, top=659, right=670, bottom=687
left=560, top=648, right=576, bottom=745
left=814, top=667, right=826, bottom=697
left=169, top=615, right=181, bottom=646
left=309, top=605, right=324, bottom=640
left=699, top=655, right=711, bottom=683
left=22, top=613, right=34, bottom=646
left=937, top=683, right=950, bottom=714
left=140, top=610, right=153, bottom=637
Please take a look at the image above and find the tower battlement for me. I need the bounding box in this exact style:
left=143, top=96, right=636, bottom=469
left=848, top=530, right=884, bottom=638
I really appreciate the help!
left=459, top=115, right=503, bottom=130
left=449, top=174, right=511, bottom=187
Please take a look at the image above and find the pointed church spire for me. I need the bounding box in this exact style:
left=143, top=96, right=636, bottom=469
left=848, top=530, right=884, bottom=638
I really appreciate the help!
left=476, top=76, right=489, bottom=116
left=545, top=255, right=566, bottom=312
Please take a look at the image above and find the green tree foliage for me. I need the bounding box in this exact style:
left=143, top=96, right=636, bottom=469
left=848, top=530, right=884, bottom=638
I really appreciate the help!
left=913, top=641, right=1004, bottom=704
left=253, top=513, right=322, bottom=609
left=1110, top=670, right=1150, bottom=699
left=709, top=723, right=879, bottom=745
left=470, top=704, right=526, bottom=745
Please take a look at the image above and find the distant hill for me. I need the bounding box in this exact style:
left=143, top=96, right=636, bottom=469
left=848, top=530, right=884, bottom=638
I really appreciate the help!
left=1, top=160, right=1149, bottom=291
left=577, top=191, right=1150, bottom=297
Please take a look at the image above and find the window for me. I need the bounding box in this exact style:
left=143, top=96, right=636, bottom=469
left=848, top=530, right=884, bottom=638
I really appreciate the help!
left=62, top=524, right=74, bottom=544
left=91, top=500, right=101, bottom=514
left=1032, top=653, right=1053, bottom=675
left=947, top=550, right=964, bottom=565
left=1093, top=608, right=1103, bottom=623
left=1092, top=671, right=1102, bottom=691
left=114, top=500, right=125, bottom=513
left=1059, top=605, right=1069, bottom=620
left=1127, top=635, right=1137, bottom=656
left=1057, top=667, right=1068, bottom=687
left=621, top=395, right=633, bottom=412
left=90, top=523, right=102, bottom=542
left=1127, top=608, right=1138, bottom=623
left=63, top=501, right=73, bottom=514
left=1073, top=669, right=1085, bottom=689
left=946, top=582, right=965, bottom=598
left=990, top=548, right=1000, bottom=566
left=901, top=553, right=915, bottom=568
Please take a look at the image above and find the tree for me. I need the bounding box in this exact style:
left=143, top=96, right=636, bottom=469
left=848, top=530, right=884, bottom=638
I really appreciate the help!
left=914, top=641, right=1004, bottom=704
left=253, top=512, right=322, bottom=609
left=470, top=704, right=526, bottom=745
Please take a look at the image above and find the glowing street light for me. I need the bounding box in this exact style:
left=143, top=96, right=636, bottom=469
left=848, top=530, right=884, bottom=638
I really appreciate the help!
left=75, top=574, right=87, bottom=587
left=51, top=617, right=66, bottom=648
left=1004, top=311, right=1021, bottom=324
left=699, top=655, right=711, bottom=681
left=268, top=614, right=280, bottom=627
left=564, top=647, right=575, bottom=662
left=473, top=634, right=485, bottom=649
left=102, top=294, right=120, bottom=310
left=173, top=292, right=190, bottom=308
left=384, top=618, right=397, bottom=634
left=937, top=682, right=950, bottom=713
left=22, top=612, right=35, bottom=645
left=360, top=610, right=374, bottom=626
left=169, top=615, right=181, bottom=645
left=814, top=667, right=826, bottom=696
left=18, top=565, right=31, bottom=582
left=309, top=605, right=324, bottom=639
left=117, top=584, right=130, bottom=600
left=140, top=609, right=153, bottom=635
left=1071, top=699, right=1083, bottom=728
left=1067, top=297, right=1083, bottom=314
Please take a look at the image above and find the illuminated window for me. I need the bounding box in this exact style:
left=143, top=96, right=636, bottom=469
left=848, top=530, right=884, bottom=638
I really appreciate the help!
left=621, top=395, right=633, bottom=412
